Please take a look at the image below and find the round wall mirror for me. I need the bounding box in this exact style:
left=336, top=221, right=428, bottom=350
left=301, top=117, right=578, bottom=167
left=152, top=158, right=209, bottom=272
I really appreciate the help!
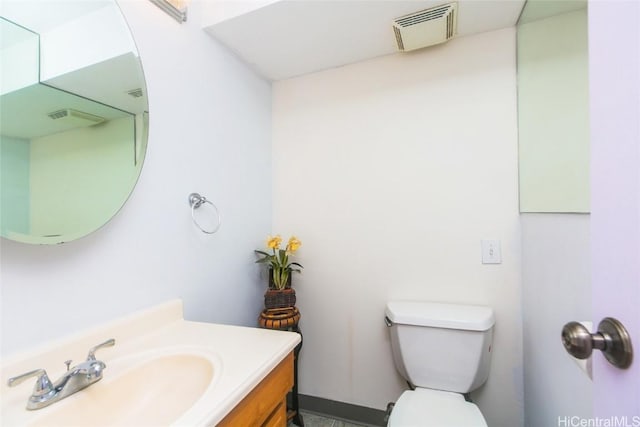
left=0, top=1, right=148, bottom=244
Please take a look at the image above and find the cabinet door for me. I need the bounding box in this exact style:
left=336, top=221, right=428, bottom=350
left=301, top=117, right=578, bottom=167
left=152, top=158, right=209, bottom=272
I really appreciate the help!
left=218, top=352, right=294, bottom=426
left=263, top=400, right=287, bottom=427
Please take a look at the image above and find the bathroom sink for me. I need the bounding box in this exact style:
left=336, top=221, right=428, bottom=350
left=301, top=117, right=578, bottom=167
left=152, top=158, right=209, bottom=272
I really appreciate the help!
left=1, top=301, right=301, bottom=427
left=28, top=353, right=215, bottom=427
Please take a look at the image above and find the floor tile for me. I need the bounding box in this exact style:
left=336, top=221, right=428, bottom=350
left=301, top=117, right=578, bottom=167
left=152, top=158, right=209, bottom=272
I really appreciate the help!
left=334, top=420, right=366, bottom=427
left=292, top=411, right=335, bottom=427
left=290, top=410, right=368, bottom=427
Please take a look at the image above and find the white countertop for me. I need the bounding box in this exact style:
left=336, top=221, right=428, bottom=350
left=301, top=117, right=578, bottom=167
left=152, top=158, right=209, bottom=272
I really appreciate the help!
left=1, top=300, right=301, bottom=426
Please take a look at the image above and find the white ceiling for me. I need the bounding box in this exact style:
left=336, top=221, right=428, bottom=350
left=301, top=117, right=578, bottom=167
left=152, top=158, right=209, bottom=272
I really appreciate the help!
left=203, top=0, right=526, bottom=81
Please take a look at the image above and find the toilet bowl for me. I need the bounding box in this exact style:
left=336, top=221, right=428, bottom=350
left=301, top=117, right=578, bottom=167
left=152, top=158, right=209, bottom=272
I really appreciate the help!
left=387, top=388, right=487, bottom=427
left=385, top=301, right=495, bottom=427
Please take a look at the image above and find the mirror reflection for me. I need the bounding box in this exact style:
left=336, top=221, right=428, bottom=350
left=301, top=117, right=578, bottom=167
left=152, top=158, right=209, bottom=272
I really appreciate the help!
left=516, top=0, right=589, bottom=213
left=0, top=1, right=148, bottom=244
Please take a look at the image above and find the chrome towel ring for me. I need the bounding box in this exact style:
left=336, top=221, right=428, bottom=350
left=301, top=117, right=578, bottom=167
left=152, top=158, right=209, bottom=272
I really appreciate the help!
left=188, top=193, right=221, bottom=234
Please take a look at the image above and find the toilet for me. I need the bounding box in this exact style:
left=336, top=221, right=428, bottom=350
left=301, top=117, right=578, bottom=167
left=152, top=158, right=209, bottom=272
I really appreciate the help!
left=384, top=301, right=495, bottom=427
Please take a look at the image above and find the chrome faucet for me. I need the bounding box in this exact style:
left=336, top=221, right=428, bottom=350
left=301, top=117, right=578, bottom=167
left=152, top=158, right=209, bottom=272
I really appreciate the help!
left=7, top=339, right=115, bottom=410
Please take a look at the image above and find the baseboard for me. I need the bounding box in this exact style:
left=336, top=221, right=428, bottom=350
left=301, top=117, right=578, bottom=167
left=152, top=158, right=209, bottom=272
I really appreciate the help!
left=298, top=394, right=387, bottom=426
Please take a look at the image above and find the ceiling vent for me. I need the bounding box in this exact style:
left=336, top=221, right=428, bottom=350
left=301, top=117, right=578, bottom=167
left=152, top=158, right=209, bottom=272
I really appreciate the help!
left=127, top=88, right=144, bottom=98
left=393, top=3, right=458, bottom=52
left=47, top=109, right=105, bottom=127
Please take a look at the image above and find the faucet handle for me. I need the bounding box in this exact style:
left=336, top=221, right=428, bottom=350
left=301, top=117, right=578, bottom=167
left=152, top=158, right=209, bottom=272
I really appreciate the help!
left=86, top=338, right=115, bottom=361
left=7, top=369, right=54, bottom=397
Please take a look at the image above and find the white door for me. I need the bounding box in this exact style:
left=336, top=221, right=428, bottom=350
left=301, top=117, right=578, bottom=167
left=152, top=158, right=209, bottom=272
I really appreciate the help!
left=589, top=0, right=640, bottom=418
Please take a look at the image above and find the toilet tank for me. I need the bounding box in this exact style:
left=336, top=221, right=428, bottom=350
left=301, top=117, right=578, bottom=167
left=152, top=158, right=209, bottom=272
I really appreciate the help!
left=385, top=301, right=495, bottom=393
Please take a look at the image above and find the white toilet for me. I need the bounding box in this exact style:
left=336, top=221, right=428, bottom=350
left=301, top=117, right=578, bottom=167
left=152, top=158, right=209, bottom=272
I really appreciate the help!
left=385, top=301, right=495, bottom=427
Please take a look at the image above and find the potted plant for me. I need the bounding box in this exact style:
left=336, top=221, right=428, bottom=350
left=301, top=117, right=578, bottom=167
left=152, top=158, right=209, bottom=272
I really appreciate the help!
left=255, top=235, right=303, bottom=310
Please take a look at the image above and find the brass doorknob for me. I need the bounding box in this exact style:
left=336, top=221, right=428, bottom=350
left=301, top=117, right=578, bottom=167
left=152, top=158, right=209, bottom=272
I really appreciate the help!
left=561, top=317, right=633, bottom=369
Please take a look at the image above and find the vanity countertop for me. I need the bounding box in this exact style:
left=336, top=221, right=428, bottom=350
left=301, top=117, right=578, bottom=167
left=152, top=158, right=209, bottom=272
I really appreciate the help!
left=0, top=300, right=301, bottom=426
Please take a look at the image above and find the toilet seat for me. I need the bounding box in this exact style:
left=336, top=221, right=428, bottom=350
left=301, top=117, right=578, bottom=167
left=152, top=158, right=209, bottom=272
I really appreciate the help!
left=387, top=388, right=488, bottom=427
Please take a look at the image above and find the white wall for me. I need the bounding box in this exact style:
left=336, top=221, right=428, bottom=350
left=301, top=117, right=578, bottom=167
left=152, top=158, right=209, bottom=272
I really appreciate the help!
left=273, top=28, right=523, bottom=427
left=0, top=0, right=272, bottom=356
left=521, top=214, right=592, bottom=426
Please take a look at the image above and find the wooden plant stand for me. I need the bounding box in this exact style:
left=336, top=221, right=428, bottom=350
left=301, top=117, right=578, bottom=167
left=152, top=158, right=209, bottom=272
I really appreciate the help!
left=259, top=307, right=304, bottom=427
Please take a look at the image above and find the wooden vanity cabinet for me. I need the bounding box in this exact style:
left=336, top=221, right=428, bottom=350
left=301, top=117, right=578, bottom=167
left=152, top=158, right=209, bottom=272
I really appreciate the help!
left=218, top=352, right=294, bottom=427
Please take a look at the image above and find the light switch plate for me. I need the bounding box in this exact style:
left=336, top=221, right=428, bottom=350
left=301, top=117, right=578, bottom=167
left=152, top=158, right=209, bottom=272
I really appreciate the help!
left=481, top=240, right=502, bottom=264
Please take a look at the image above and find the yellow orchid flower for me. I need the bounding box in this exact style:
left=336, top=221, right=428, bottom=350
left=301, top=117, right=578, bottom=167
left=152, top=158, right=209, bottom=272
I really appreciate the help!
left=287, top=236, right=302, bottom=253
left=266, top=235, right=282, bottom=250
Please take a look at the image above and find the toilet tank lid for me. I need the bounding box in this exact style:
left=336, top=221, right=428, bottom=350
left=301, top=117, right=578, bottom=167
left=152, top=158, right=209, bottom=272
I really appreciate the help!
left=385, top=301, right=495, bottom=331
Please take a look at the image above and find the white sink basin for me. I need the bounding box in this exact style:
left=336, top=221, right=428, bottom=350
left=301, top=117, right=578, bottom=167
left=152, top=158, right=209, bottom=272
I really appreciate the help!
left=28, top=353, right=215, bottom=427
left=1, top=300, right=300, bottom=426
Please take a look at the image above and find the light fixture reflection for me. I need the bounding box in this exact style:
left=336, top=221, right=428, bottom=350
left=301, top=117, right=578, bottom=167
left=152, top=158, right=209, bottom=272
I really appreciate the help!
left=149, top=0, right=188, bottom=23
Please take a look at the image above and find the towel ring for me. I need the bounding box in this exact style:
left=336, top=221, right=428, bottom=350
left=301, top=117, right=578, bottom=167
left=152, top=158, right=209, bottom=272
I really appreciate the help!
left=188, top=193, right=221, bottom=234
